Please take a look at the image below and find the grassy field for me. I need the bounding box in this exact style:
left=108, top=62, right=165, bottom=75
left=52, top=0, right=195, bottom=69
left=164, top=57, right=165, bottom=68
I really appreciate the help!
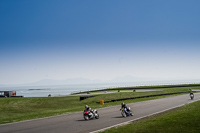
left=0, top=84, right=199, bottom=124
left=101, top=100, right=200, bottom=133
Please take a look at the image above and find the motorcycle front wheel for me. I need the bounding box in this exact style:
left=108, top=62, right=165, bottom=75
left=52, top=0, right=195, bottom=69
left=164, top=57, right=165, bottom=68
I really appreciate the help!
left=84, top=115, right=89, bottom=120
left=122, top=112, right=126, bottom=117
left=130, top=112, right=133, bottom=116
left=95, top=114, right=99, bottom=119
left=190, top=94, right=194, bottom=100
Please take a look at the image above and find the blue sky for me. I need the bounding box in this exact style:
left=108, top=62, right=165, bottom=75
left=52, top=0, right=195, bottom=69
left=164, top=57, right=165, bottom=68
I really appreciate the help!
left=0, top=0, right=200, bottom=84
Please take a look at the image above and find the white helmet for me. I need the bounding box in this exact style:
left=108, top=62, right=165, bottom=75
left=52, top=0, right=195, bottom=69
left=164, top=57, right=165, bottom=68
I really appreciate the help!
left=85, top=105, right=88, bottom=109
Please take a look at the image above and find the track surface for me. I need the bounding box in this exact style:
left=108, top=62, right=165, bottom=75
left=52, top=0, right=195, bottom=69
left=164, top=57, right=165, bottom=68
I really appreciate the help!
left=1, top=93, right=200, bottom=133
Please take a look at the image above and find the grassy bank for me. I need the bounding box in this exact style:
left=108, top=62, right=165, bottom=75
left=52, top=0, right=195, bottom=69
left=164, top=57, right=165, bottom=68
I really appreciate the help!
left=73, top=84, right=200, bottom=95
left=101, top=100, right=200, bottom=133
left=0, top=84, right=199, bottom=124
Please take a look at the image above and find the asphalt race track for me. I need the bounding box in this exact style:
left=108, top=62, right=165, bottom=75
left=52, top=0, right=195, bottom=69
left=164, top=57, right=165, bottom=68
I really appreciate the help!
left=1, top=93, right=200, bottom=133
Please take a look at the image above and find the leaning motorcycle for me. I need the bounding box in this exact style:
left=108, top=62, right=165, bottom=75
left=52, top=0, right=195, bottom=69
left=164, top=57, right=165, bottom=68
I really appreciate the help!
left=83, top=109, right=99, bottom=120
left=121, top=107, right=133, bottom=117
left=190, top=93, right=194, bottom=100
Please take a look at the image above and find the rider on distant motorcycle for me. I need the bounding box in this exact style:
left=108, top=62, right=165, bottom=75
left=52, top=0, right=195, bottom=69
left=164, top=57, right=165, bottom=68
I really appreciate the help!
left=189, top=89, right=194, bottom=99
left=189, top=89, right=193, bottom=95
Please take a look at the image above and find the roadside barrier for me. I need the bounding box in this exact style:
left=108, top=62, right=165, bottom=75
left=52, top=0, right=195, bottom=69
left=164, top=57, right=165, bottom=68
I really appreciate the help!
left=80, top=96, right=96, bottom=101
left=100, top=100, right=104, bottom=105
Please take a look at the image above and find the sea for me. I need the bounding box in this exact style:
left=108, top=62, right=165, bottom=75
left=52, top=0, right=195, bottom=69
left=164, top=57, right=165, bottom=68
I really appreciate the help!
left=0, top=80, right=199, bottom=97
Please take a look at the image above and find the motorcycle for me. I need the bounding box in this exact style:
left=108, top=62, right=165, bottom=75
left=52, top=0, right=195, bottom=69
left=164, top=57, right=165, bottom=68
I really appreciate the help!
left=121, top=107, right=133, bottom=117
left=83, top=109, right=99, bottom=120
left=190, top=93, right=194, bottom=100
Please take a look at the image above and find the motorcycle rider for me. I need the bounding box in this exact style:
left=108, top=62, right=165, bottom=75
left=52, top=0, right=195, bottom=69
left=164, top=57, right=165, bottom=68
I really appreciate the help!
left=85, top=105, right=95, bottom=119
left=85, top=105, right=93, bottom=113
left=120, top=102, right=130, bottom=113
left=84, top=105, right=99, bottom=120
left=190, top=89, right=193, bottom=94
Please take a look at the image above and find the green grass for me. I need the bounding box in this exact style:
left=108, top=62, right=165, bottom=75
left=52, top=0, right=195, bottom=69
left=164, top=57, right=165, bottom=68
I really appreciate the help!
left=0, top=85, right=199, bottom=124
left=92, top=86, right=191, bottom=102
left=101, top=100, right=200, bottom=133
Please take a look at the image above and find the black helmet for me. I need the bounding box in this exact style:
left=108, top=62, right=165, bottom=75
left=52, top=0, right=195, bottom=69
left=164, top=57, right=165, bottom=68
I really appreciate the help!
left=121, top=102, right=125, bottom=106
